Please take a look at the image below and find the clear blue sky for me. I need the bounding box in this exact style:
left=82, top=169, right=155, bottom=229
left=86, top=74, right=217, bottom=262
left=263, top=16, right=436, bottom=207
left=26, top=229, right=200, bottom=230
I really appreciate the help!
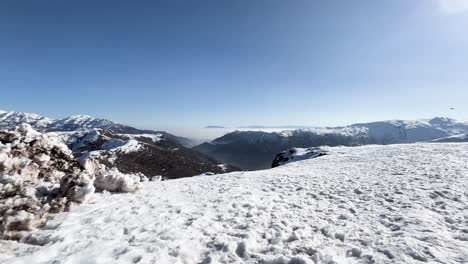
left=1, top=0, right=467, bottom=130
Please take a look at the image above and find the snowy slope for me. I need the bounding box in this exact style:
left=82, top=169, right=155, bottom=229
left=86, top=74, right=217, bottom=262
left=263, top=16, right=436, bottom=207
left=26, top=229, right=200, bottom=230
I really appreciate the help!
left=1, top=143, right=467, bottom=263
left=47, top=115, right=116, bottom=131
left=431, top=134, right=468, bottom=143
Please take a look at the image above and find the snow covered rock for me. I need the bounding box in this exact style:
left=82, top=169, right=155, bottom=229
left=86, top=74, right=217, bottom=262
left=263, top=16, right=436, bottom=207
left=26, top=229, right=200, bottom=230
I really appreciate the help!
left=0, top=125, right=146, bottom=241
left=0, top=124, right=85, bottom=240
left=59, top=172, right=95, bottom=203
left=94, top=168, right=142, bottom=193
left=272, top=147, right=327, bottom=168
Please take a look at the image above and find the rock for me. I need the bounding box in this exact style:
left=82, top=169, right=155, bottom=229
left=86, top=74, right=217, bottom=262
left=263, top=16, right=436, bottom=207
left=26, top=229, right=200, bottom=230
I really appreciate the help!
left=272, top=148, right=327, bottom=168
left=60, top=173, right=95, bottom=203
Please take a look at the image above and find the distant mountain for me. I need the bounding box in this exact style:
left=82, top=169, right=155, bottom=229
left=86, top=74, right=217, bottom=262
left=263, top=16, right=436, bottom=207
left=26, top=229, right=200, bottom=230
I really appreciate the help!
left=0, top=110, right=54, bottom=130
left=194, top=117, right=468, bottom=170
left=205, top=126, right=225, bottom=129
left=54, top=129, right=237, bottom=179
left=0, top=110, right=196, bottom=147
left=0, top=110, right=237, bottom=178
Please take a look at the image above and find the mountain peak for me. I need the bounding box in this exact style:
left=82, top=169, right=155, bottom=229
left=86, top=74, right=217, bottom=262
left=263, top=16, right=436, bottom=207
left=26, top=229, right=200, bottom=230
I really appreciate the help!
left=428, top=117, right=456, bottom=124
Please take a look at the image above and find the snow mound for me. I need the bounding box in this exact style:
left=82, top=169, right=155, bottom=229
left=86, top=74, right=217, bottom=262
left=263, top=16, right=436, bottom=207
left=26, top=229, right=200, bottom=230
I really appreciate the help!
left=0, top=125, right=145, bottom=241
left=2, top=143, right=467, bottom=263
left=94, top=168, right=143, bottom=193
left=0, top=124, right=92, bottom=240
left=272, top=147, right=327, bottom=167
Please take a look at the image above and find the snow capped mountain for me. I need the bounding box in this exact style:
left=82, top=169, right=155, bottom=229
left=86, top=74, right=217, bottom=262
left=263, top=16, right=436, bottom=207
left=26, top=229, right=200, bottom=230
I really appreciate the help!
left=0, top=110, right=237, bottom=179
left=0, top=110, right=196, bottom=147
left=47, top=115, right=116, bottom=131
left=0, top=111, right=54, bottom=131
left=2, top=143, right=467, bottom=263
left=195, top=117, right=468, bottom=170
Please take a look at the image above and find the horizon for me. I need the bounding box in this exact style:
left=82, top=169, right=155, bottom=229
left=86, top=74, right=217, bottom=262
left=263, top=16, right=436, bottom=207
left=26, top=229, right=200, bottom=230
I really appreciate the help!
left=1, top=107, right=467, bottom=141
left=1, top=0, right=468, bottom=129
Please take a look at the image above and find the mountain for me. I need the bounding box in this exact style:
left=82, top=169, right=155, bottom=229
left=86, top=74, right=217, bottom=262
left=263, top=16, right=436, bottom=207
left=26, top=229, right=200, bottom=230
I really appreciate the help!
left=0, top=110, right=238, bottom=178
left=0, top=110, right=54, bottom=130
left=194, top=117, right=468, bottom=170
left=3, top=143, right=467, bottom=263
left=0, top=110, right=196, bottom=147
left=54, top=129, right=237, bottom=179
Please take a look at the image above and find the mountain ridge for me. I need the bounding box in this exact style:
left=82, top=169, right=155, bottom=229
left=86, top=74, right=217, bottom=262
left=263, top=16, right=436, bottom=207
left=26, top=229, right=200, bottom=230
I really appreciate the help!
left=0, top=110, right=196, bottom=147
left=195, top=117, right=468, bottom=169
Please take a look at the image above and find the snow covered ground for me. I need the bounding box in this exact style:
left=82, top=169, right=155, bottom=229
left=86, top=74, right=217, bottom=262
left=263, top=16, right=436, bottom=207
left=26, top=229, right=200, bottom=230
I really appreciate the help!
left=1, top=143, right=467, bottom=263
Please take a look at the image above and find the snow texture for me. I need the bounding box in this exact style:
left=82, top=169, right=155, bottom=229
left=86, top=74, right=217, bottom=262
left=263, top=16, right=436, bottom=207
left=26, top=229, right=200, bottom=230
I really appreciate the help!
left=94, top=168, right=143, bottom=193
left=1, top=143, right=467, bottom=263
left=431, top=133, right=468, bottom=143
left=0, top=125, right=145, bottom=241
left=0, top=124, right=91, bottom=240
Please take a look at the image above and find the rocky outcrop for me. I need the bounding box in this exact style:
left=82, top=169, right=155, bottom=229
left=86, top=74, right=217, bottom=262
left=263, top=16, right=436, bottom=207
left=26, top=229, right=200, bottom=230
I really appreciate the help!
left=272, top=147, right=327, bottom=168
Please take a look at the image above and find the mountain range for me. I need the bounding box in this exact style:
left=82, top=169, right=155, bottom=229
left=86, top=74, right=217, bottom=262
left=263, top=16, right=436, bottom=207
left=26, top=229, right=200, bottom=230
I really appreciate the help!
left=194, top=117, right=468, bottom=169
left=0, top=110, right=237, bottom=178
left=2, top=110, right=468, bottom=171
left=0, top=110, right=196, bottom=147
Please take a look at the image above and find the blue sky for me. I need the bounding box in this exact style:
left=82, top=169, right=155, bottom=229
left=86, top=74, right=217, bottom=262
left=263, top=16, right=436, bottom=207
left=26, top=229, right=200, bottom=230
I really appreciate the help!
left=1, top=0, right=467, bottom=130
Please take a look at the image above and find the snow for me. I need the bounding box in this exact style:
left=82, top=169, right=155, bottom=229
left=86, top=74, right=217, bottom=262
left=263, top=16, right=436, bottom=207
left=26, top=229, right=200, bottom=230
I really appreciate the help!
left=0, top=111, right=55, bottom=131
left=94, top=168, right=143, bottom=193
left=55, top=115, right=112, bottom=128
left=431, top=133, right=468, bottom=143
left=120, top=133, right=163, bottom=143
left=279, top=126, right=367, bottom=138
left=1, top=143, right=467, bottom=263
left=0, top=125, right=149, bottom=241
left=217, top=164, right=229, bottom=172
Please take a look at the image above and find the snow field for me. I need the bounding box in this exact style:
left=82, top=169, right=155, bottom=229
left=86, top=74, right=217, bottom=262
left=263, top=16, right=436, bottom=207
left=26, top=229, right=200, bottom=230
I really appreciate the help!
left=1, top=143, right=467, bottom=263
